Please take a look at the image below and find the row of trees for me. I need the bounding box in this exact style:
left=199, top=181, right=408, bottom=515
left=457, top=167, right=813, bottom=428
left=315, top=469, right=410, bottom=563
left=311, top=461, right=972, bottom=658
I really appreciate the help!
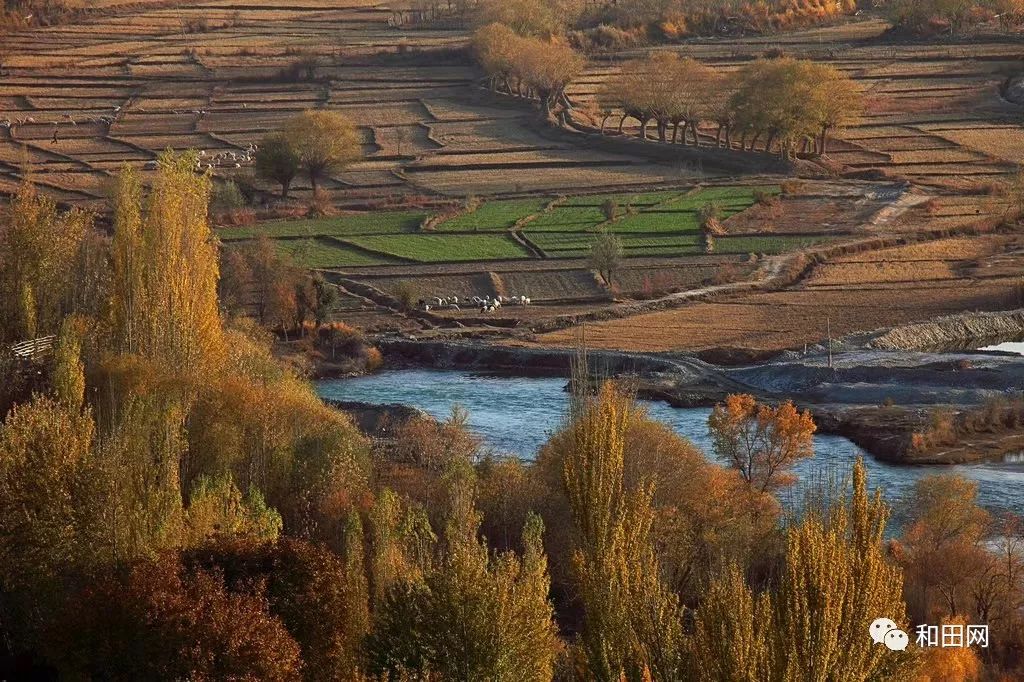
left=597, top=54, right=862, bottom=157
left=473, top=22, right=585, bottom=119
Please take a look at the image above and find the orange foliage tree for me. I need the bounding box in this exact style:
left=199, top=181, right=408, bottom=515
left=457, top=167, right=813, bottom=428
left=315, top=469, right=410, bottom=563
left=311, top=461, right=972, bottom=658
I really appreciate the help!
left=708, top=394, right=816, bottom=492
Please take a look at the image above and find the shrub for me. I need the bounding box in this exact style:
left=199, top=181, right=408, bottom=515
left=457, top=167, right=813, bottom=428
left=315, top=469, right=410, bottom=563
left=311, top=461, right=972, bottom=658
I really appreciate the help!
left=210, top=180, right=246, bottom=215
left=779, top=180, right=804, bottom=195
left=601, top=198, right=618, bottom=221
left=365, top=346, right=384, bottom=372
left=392, top=280, right=416, bottom=311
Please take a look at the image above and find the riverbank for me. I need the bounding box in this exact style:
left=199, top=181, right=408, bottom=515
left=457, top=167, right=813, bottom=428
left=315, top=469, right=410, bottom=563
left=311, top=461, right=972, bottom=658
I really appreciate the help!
left=373, top=337, right=1024, bottom=465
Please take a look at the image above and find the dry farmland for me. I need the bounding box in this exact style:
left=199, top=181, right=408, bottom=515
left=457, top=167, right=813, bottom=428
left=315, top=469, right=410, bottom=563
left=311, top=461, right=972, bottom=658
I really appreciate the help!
left=0, top=0, right=707, bottom=211
left=1, top=4, right=1022, bottom=355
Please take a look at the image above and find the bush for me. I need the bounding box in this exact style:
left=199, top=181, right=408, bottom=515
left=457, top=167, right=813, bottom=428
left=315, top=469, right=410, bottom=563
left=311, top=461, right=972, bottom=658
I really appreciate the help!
left=779, top=180, right=804, bottom=195
left=601, top=198, right=618, bottom=221
left=392, top=281, right=416, bottom=311
left=210, top=180, right=247, bottom=215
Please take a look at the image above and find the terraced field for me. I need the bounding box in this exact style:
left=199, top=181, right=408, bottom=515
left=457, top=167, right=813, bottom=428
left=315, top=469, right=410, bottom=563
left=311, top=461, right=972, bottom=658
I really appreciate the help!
left=567, top=18, right=1023, bottom=190
left=222, top=183, right=827, bottom=268
left=0, top=0, right=707, bottom=211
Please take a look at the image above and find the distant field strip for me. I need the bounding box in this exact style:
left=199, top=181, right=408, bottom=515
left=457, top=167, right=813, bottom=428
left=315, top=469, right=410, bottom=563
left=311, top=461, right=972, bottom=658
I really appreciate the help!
left=342, top=234, right=532, bottom=262
left=220, top=184, right=814, bottom=266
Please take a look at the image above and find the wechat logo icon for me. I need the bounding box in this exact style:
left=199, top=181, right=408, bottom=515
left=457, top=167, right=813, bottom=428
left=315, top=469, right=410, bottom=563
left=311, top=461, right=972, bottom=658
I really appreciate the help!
left=870, top=617, right=909, bottom=651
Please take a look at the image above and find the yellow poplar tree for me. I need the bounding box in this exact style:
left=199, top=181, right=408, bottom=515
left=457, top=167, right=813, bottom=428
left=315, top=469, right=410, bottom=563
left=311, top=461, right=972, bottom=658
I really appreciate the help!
left=51, top=315, right=86, bottom=409
left=108, top=154, right=225, bottom=378
left=0, top=185, right=90, bottom=341
left=689, top=564, right=772, bottom=682
left=771, top=458, right=919, bottom=681
left=562, top=382, right=686, bottom=681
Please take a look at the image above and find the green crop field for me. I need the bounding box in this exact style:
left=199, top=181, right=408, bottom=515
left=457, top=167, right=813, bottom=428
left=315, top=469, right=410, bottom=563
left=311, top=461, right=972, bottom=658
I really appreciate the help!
left=223, top=184, right=795, bottom=265
left=562, top=190, right=685, bottom=208
left=714, top=235, right=834, bottom=254
left=343, top=234, right=531, bottom=262
left=218, top=211, right=426, bottom=241
left=270, top=237, right=397, bottom=268
left=436, top=198, right=550, bottom=232
left=523, top=205, right=607, bottom=231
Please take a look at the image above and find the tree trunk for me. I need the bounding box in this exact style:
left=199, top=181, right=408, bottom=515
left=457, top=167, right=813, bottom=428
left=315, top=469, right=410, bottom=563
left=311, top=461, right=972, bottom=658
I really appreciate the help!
left=765, top=131, right=776, bottom=154
left=639, top=117, right=650, bottom=141
left=600, top=114, right=610, bottom=133
left=281, top=180, right=291, bottom=199
left=657, top=120, right=667, bottom=143
left=309, top=173, right=318, bottom=194
left=690, top=121, right=700, bottom=147
left=618, top=114, right=628, bottom=133
left=715, top=125, right=722, bottom=147
left=819, top=126, right=830, bottom=155
left=672, top=122, right=681, bottom=144
left=725, top=126, right=732, bottom=149
left=748, top=132, right=760, bottom=152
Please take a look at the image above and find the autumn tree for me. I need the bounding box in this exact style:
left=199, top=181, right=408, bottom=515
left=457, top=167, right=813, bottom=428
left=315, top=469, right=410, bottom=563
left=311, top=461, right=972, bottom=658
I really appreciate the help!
left=0, top=395, right=95, bottom=639
left=560, top=382, right=686, bottom=680
left=600, top=53, right=721, bottom=144
left=108, top=156, right=225, bottom=378
left=366, top=466, right=560, bottom=681
left=728, top=58, right=862, bottom=158
left=769, top=458, right=918, bottom=680
left=50, top=315, right=85, bottom=409
left=898, top=474, right=992, bottom=620
left=54, top=557, right=303, bottom=681
left=692, top=459, right=918, bottom=680
left=183, top=536, right=371, bottom=681
left=183, top=473, right=283, bottom=547
left=283, top=110, right=362, bottom=194
left=475, top=0, right=577, bottom=37
left=0, top=184, right=90, bottom=341
left=689, top=564, right=772, bottom=680
left=709, top=394, right=816, bottom=492
left=255, top=131, right=301, bottom=199
left=473, top=24, right=584, bottom=120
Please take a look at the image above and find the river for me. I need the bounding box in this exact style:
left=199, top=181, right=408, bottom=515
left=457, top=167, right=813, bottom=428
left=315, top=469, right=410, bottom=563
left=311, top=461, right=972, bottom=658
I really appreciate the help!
left=317, top=369, right=1024, bottom=516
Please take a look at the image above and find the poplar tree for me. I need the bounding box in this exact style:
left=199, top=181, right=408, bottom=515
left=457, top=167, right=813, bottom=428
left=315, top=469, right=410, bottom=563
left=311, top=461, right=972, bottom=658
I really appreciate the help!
left=562, top=382, right=686, bottom=681
left=51, top=315, right=86, bottom=409
left=0, top=185, right=90, bottom=341
left=771, top=458, right=919, bottom=680
left=108, top=154, right=225, bottom=378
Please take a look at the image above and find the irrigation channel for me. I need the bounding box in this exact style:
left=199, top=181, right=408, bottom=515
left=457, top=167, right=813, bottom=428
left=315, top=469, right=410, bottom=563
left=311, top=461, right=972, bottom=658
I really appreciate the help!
left=317, top=369, right=1024, bottom=516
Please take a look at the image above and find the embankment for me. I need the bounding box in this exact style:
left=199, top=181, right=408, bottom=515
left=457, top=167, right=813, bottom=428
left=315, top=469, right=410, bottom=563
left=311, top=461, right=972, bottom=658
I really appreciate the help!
left=867, top=308, right=1024, bottom=351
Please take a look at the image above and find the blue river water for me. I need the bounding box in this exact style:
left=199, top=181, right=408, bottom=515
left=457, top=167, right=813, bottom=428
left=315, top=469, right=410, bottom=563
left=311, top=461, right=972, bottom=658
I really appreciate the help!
left=316, top=369, right=1024, bottom=516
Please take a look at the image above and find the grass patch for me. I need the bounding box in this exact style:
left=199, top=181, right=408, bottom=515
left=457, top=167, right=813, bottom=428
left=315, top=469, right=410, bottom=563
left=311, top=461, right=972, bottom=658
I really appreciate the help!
left=343, top=234, right=531, bottom=262
left=219, top=211, right=426, bottom=240
left=436, top=198, right=549, bottom=232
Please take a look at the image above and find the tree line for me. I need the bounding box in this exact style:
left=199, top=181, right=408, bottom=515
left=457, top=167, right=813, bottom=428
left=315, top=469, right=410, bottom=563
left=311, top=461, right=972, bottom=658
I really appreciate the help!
left=471, top=22, right=864, bottom=160
left=592, top=53, right=862, bottom=157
